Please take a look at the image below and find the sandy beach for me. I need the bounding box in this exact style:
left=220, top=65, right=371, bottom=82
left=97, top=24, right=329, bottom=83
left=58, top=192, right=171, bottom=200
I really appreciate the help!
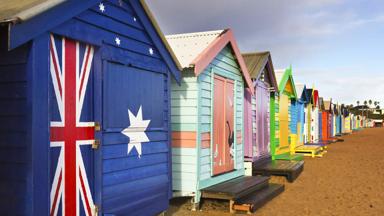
left=166, top=128, right=384, bottom=216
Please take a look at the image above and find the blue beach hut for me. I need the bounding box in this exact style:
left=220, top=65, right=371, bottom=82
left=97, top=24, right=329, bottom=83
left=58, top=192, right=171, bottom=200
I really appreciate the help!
left=0, top=1, right=181, bottom=215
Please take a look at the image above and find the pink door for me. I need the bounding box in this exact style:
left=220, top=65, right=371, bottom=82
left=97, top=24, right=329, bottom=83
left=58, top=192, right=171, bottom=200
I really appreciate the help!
left=213, top=75, right=235, bottom=175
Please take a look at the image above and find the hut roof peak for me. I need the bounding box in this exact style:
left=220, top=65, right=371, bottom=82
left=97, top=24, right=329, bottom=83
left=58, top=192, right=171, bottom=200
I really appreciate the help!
left=166, top=29, right=254, bottom=93
left=241, top=51, right=278, bottom=91
left=166, top=30, right=225, bottom=68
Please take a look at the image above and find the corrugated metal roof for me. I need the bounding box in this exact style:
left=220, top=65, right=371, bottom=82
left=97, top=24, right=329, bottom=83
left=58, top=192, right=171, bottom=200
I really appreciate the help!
left=242, top=52, right=270, bottom=78
left=0, top=0, right=65, bottom=22
left=165, top=30, right=224, bottom=68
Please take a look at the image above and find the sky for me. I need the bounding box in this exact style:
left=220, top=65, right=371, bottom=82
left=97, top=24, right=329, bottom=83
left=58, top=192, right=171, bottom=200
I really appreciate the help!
left=146, top=0, right=384, bottom=106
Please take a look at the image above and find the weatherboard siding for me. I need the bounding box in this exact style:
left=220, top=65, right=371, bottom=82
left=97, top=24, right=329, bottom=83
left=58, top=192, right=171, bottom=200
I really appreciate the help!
left=171, top=70, right=198, bottom=131
left=290, top=101, right=298, bottom=134
left=172, top=148, right=197, bottom=192
left=274, top=94, right=280, bottom=148
left=0, top=35, right=31, bottom=215
left=171, top=69, right=198, bottom=193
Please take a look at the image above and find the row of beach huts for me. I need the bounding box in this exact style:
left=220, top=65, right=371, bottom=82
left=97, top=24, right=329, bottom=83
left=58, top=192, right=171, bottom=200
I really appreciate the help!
left=0, top=1, right=368, bottom=215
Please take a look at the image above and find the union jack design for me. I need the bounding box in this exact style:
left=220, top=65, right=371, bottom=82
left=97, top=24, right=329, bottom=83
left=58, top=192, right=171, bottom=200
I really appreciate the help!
left=49, top=35, right=96, bottom=216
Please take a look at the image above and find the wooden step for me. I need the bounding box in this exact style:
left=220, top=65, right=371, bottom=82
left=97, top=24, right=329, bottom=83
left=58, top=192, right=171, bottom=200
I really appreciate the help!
left=253, top=159, right=304, bottom=182
left=201, top=176, right=270, bottom=200
left=232, top=183, right=285, bottom=214
left=295, top=145, right=324, bottom=158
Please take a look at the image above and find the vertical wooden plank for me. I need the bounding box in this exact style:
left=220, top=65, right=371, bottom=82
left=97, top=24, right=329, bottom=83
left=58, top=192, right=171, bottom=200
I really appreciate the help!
left=195, top=71, right=202, bottom=203
left=167, top=71, right=173, bottom=199
left=212, top=75, right=224, bottom=175
left=93, top=49, right=103, bottom=211
left=210, top=68, right=215, bottom=176
left=30, top=33, right=50, bottom=215
left=225, top=79, right=234, bottom=172
left=232, top=79, right=237, bottom=169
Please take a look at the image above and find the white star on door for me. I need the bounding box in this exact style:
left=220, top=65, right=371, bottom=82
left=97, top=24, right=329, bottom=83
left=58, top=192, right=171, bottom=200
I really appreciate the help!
left=115, top=37, right=121, bottom=46
left=99, top=3, right=105, bottom=13
left=121, top=106, right=151, bottom=158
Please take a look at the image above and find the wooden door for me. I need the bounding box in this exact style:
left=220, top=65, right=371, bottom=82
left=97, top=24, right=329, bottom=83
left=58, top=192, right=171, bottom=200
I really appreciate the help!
left=322, top=112, right=328, bottom=140
left=279, top=94, right=289, bottom=150
left=213, top=75, right=235, bottom=175
left=49, top=36, right=96, bottom=215
left=255, top=83, right=270, bottom=158
left=307, top=105, right=312, bottom=142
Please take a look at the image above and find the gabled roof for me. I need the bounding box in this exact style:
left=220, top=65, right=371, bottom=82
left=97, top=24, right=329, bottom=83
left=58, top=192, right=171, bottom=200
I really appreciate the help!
left=166, top=30, right=222, bottom=68
left=313, top=89, right=319, bottom=107
left=306, top=88, right=314, bottom=104
left=324, top=100, right=332, bottom=111
left=166, top=29, right=253, bottom=92
left=319, top=97, right=325, bottom=111
left=1, top=0, right=182, bottom=81
left=333, top=104, right=339, bottom=115
left=275, top=66, right=297, bottom=98
left=241, top=51, right=278, bottom=92
left=295, top=83, right=311, bottom=103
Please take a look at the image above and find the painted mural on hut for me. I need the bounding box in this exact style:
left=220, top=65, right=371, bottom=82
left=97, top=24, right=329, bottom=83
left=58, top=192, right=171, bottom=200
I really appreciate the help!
left=166, top=29, right=253, bottom=205
left=0, top=1, right=182, bottom=215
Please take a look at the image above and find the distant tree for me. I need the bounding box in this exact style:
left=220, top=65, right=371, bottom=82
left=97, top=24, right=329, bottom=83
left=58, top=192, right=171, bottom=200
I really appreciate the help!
left=364, top=100, right=367, bottom=106
left=357, top=101, right=360, bottom=106
left=369, top=100, right=372, bottom=107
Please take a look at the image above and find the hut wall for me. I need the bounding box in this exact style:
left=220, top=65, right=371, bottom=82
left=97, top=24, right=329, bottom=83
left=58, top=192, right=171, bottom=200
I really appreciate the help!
left=171, top=70, right=198, bottom=194
left=0, top=27, right=32, bottom=215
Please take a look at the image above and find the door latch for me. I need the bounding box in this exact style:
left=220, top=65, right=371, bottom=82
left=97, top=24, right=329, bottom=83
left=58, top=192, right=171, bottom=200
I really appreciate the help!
left=92, top=140, right=100, bottom=149
left=94, top=205, right=99, bottom=215
left=95, top=122, right=101, bottom=131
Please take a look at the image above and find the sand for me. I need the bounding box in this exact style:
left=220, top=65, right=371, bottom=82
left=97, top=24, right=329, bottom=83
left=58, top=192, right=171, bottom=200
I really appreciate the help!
left=166, top=128, right=384, bottom=216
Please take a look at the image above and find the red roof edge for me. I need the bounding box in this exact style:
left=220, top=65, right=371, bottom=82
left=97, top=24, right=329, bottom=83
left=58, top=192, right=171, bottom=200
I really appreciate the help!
left=314, top=90, right=319, bottom=107
left=191, top=29, right=254, bottom=95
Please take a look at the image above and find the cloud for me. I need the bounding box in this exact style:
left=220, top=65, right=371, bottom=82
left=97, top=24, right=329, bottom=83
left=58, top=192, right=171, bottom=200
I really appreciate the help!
left=145, top=0, right=384, bottom=105
left=347, top=15, right=384, bottom=28
left=293, top=68, right=384, bottom=105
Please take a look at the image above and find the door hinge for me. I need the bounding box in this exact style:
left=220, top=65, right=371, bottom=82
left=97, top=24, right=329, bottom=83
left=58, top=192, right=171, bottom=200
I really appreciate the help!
left=95, top=122, right=101, bottom=131
left=92, top=139, right=100, bottom=149
left=94, top=204, right=99, bottom=215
